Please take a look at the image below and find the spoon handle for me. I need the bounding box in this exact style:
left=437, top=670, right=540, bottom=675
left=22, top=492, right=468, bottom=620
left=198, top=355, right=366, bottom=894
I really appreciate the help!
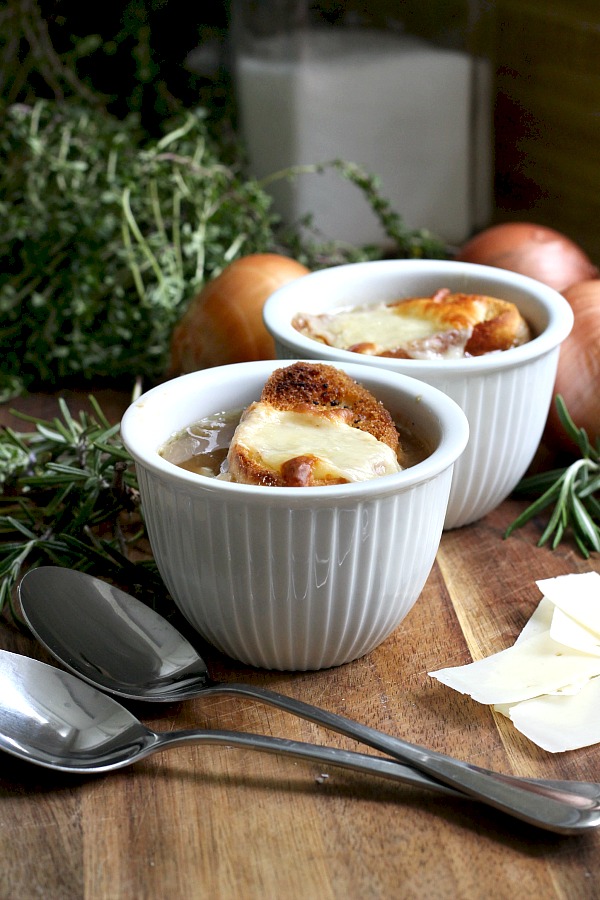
left=143, top=729, right=463, bottom=798
left=205, top=682, right=600, bottom=834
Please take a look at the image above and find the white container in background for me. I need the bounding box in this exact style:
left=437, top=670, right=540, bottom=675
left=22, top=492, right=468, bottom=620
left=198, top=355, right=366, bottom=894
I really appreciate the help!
left=231, top=4, right=493, bottom=247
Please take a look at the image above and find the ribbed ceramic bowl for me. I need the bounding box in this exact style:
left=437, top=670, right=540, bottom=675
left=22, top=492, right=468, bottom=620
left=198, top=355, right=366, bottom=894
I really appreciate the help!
left=263, top=259, right=574, bottom=529
left=121, top=360, right=468, bottom=670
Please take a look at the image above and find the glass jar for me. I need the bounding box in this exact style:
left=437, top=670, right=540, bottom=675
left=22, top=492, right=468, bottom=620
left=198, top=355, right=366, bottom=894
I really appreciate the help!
left=230, top=0, right=495, bottom=248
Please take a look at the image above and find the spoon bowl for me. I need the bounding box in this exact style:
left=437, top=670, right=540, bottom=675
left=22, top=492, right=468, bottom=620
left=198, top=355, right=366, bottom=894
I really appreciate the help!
left=19, top=566, right=211, bottom=701
left=18, top=566, right=600, bottom=835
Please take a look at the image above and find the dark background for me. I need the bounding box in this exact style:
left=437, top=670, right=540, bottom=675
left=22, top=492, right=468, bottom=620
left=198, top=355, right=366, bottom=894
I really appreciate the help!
left=0, top=0, right=234, bottom=132
left=2, top=0, right=600, bottom=260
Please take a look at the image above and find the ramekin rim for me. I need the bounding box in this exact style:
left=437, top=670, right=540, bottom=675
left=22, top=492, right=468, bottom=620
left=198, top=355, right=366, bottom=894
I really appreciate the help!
left=262, top=258, right=574, bottom=374
left=120, top=360, right=470, bottom=500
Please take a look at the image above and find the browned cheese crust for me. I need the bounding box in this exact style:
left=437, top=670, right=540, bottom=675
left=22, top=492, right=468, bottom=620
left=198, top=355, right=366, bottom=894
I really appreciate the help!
left=260, top=362, right=399, bottom=450
left=387, top=290, right=530, bottom=357
left=227, top=362, right=401, bottom=486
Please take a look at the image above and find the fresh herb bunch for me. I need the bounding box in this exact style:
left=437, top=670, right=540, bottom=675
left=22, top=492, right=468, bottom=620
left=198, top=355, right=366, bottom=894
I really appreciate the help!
left=0, top=101, right=279, bottom=398
left=505, top=396, right=600, bottom=557
left=0, top=101, right=448, bottom=401
left=0, top=396, right=165, bottom=622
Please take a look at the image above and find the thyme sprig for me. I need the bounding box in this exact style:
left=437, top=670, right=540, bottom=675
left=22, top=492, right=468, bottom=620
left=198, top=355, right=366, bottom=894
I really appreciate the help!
left=505, top=396, right=600, bottom=557
left=0, top=102, right=448, bottom=401
left=0, top=102, right=279, bottom=396
left=260, top=159, right=447, bottom=263
left=0, top=396, right=166, bottom=623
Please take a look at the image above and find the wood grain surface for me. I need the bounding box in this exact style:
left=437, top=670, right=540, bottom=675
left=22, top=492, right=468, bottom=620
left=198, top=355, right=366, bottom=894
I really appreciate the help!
left=0, top=391, right=599, bottom=900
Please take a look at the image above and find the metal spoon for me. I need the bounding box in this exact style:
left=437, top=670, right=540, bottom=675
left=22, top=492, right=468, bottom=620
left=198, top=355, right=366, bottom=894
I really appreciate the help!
left=0, top=649, right=465, bottom=796
left=0, top=650, right=597, bottom=837
left=18, top=566, right=600, bottom=834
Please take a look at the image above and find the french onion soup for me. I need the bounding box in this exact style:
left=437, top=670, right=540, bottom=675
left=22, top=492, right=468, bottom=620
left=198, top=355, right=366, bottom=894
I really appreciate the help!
left=160, top=362, right=430, bottom=486
left=292, top=289, right=532, bottom=359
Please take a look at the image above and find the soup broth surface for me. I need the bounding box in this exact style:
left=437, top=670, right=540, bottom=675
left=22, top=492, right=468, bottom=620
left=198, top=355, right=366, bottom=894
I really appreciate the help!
left=161, top=408, right=430, bottom=479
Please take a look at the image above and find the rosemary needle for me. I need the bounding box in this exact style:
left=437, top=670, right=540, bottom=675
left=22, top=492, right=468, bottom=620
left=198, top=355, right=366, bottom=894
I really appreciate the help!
left=0, top=395, right=167, bottom=623
left=505, top=396, right=600, bottom=557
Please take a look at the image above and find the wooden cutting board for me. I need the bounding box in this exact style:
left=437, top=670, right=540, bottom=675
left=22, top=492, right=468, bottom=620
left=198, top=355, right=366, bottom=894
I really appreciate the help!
left=0, top=390, right=598, bottom=899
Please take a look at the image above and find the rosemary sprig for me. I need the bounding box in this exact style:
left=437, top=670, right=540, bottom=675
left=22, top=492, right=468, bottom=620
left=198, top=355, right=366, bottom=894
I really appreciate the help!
left=505, top=396, right=600, bottom=557
left=0, top=395, right=167, bottom=623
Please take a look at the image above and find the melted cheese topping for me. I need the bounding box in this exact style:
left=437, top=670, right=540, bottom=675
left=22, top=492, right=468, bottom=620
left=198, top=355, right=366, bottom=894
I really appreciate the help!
left=229, top=403, right=402, bottom=483
left=312, top=305, right=440, bottom=346
left=294, top=302, right=470, bottom=359
left=293, top=293, right=531, bottom=359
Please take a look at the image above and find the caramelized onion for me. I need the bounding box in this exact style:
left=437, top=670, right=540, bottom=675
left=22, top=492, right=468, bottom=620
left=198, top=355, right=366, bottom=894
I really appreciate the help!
left=169, top=254, right=309, bottom=373
left=456, top=222, right=598, bottom=292
left=545, top=280, right=600, bottom=451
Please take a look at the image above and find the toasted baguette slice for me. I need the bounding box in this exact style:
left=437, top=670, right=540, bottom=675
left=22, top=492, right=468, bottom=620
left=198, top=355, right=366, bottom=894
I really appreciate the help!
left=292, top=289, right=531, bottom=359
left=227, top=362, right=402, bottom=487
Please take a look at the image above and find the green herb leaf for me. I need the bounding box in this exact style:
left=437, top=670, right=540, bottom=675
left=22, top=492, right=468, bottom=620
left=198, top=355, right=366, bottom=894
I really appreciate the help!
left=0, top=397, right=168, bottom=623
left=0, top=101, right=448, bottom=398
left=505, top=396, right=600, bottom=556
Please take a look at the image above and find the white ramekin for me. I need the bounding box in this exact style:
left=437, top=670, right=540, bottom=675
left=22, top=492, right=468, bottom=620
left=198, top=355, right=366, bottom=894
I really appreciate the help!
left=263, top=259, right=574, bottom=528
left=121, top=360, right=468, bottom=670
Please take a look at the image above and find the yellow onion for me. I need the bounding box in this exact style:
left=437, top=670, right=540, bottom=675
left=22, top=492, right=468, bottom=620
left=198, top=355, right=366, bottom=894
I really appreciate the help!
left=456, top=222, right=597, bottom=292
left=169, top=254, right=310, bottom=373
left=545, top=279, right=600, bottom=451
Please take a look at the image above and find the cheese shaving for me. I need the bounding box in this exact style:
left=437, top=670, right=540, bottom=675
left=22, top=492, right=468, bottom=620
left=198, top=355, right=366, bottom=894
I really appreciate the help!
left=429, top=572, right=600, bottom=752
left=502, top=679, right=600, bottom=753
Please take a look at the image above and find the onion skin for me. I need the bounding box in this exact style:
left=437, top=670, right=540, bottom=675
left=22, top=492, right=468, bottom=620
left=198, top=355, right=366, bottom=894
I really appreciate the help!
left=545, top=280, right=600, bottom=451
left=169, top=254, right=310, bottom=373
left=456, top=222, right=598, bottom=292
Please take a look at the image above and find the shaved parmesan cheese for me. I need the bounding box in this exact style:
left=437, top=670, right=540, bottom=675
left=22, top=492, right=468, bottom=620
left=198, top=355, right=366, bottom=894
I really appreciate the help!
left=550, top=607, right=600, bottom=656
left=536, top=572, right=600, bottom=637
left=504, top=677, right=600, bottom=753
left=429, top=571, right=600, bottom=752
left=429, top=631, right=600, bottom=705
left=515, top=596, right=553, bottom=644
